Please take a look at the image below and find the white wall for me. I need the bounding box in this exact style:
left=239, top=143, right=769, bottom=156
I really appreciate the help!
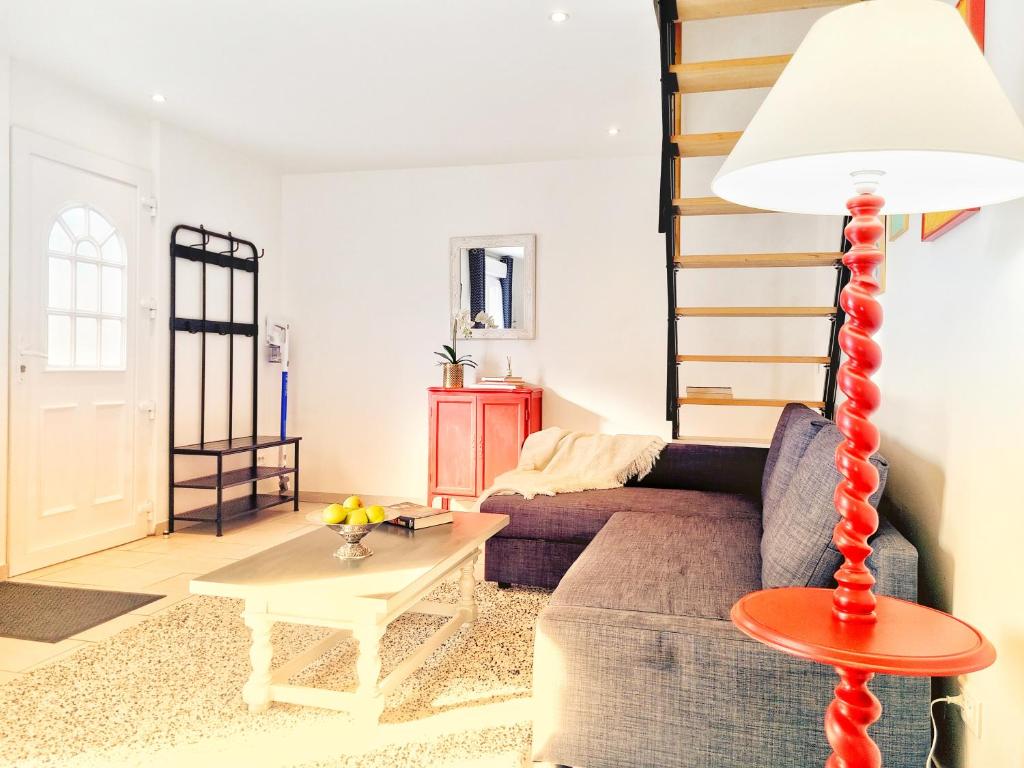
left=282, top=157, right=667, bottom=500
left=0, top=61, right=287, bottom=558
left=0, top=53, right=10, bottom=572
left=874, top=2, right=1024, bottom=766
left=10, top=60, right=151, bottom=169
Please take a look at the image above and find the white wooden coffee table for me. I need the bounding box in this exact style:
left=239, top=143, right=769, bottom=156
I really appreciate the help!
left=190, top=511, right=508, bottom=724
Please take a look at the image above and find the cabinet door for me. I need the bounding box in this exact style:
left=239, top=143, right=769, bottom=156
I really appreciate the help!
left=477, top=394, right=528, bottom=492
left=429, top=394, right=478, bottom=497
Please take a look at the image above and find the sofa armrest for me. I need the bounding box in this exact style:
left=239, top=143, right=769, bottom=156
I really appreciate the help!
left=867, top=517, right=919, bottom=603
left=627, top=442, right=767, bottom=498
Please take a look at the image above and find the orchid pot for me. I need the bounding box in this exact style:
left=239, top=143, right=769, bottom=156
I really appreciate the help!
left=441, top=363, right=465, bottom=389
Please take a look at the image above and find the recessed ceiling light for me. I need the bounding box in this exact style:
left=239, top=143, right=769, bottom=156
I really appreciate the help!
left=549, top=11, right=570, bottom=23
left=151, top=93, right=166, bottom=103
left=607, top=126, right=620, bottom=136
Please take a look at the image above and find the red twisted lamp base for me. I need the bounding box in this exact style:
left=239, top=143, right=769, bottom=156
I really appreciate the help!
left=825, top=668, right=882, bottom=768
left=731, top=188, right=995, bottom=768
left=831, top=190, right=885, bottom=625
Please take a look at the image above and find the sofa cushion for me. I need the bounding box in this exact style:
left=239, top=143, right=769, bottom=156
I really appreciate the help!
left=549, top=509, right=762, bottom=621
left=761, top=406, right=828, bottom=530
left=761, top=403, right=804, bottom=499
left=628, top=442, right=767, bottom=497
left=761, top=423, right=889, bottom=589
left=481, top=486, right=760, bottom=544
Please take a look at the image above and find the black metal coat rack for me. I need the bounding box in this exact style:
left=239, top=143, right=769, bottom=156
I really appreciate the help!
left=168, top=225, right=300, bottom=536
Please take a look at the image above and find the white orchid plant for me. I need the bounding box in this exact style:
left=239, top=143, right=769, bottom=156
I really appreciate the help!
left=435, top=310, right=497, bottom=368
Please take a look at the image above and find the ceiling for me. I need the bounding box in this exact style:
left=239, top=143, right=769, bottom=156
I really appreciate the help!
left=4, top=0, right=661, bottom=172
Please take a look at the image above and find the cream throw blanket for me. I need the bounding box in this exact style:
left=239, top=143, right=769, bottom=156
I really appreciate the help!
left=479, top=427, right=666, bottom=502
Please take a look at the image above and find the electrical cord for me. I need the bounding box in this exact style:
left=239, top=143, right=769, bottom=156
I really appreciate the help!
left=927, top=695, right=963, bottom=767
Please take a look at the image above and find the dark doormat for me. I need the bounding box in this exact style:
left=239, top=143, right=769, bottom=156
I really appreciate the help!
left=0, top=582, right=163, bottom=643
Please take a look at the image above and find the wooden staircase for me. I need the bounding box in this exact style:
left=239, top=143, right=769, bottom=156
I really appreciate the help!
left=655, top=0, right=855, bottom=440
left=675, top=0, right=857, bottom=22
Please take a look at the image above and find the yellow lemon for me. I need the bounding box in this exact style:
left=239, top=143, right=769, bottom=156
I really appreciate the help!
left=366, top=505, right=386, bottom=524
left=346, top=508, right=369, bottom=526
left=322, top=504, right=347, bottom=525
left=342, top=496, right=363, bottom=510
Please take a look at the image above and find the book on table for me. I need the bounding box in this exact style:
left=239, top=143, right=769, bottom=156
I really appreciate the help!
left=474, top=376, right=528, bottom=390
left=387, top=502, right=454, bottom=530
left=686, top=385, right=734, bottom=399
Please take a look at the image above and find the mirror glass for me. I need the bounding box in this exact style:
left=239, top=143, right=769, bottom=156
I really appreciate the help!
left=450, top=235, right=535, bottom=339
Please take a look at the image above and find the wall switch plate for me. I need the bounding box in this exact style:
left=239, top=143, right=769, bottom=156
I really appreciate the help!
left=959, top=681, right=983, bottom=738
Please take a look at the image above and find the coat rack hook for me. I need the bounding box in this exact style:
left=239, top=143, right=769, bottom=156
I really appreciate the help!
left=220, top=232, right=241, bottom=256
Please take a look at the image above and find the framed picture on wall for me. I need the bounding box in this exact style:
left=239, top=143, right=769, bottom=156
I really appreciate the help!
left=887, top=214, right=909, bottom=242
left=921, top=0, right=985, bottom=242
left=957, top=0, right=985, bottom=47
left=922, top=208, right=980, bottom=241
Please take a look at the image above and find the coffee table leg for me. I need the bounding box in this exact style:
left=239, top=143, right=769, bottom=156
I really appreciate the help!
left=459, top=552, right=479, bottom=622
left=242, top=611, right=274, bottom=712
left=354, top=623, right=386, bottom=724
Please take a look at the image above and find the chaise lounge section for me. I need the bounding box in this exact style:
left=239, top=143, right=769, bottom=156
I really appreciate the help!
left=481, top=404, right=930, bottom=767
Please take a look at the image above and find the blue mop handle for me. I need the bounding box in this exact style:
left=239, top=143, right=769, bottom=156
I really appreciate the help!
left=280, top=370, right=289, bottom=440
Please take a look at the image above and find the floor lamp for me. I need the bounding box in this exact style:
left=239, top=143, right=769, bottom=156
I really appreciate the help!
left=713, top=1, right=1024, bottom=765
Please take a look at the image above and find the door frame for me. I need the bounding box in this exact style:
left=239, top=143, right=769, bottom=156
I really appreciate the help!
left=7, top=127, right=157, bottom=575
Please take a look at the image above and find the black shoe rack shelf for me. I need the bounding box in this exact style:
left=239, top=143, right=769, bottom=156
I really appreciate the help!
left=168, top=225, right=300, bottom=537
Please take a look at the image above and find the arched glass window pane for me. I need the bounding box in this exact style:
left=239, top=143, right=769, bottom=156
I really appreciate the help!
left=101, top=235, right=123, bottom=264
left=88, top=209, right=114, bottom=242
left=75, top=262, right=99, bottom=312
left=76, top=240, right=99, bottom=260
left=49, top=258, right=72, bottom=310
left=61, top=207, right=87, bottom=238
left=74, top=317, right=98, bottom=367
left=101, top=266, right=123, bottom=314
left=100, top=320, right=123, bottom=368
left=48, top=223, right=73, bottom=254
left=48, top=315, right=72, bottom=367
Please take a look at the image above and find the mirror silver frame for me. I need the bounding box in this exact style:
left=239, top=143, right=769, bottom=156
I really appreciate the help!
left=449, top=234, right=536, bottom=340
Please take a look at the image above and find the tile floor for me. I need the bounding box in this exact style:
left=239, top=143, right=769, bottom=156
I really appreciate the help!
left=0, top=502, right=322, bottom=681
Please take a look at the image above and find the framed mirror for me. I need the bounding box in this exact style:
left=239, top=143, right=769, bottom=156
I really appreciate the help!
left=450, top=234, right=535, bottom=339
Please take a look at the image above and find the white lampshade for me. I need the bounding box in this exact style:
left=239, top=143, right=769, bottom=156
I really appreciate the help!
left=712, top=0, right=1024, bottom=215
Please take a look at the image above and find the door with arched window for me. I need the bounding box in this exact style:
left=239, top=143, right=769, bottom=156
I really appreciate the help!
left=9, top=130, right=155, bottom=575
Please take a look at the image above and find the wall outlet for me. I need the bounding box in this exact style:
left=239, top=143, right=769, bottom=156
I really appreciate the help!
left=959, top=683, right=983, bottom=738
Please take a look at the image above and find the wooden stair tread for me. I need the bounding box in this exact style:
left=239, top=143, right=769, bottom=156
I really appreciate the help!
left=679, top=397, right=826, bottom=407
left=675, top=252, right=843, bottom=268
left=676, top=0, right=858, bottom=22
left=676, top=306, right=837, bottom=317
left=678, top=354, right=830, bottom=363
left=673, top=130, right=742, bottom=157
left=674, top=196, right=770, bottom=216
left=670, top=54, right=791, bottom=93
left=674, top=435, right=772, bottom=447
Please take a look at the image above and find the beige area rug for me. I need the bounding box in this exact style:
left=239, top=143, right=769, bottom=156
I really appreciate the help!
left=0, top=580, right=550, bottom=768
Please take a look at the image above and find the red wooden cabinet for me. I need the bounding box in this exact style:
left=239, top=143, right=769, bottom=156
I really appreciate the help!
left=428, top=386, right=542, bottom=508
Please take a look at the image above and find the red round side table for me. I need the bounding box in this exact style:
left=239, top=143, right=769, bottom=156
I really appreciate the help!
left=732, top=589, right=995, bottom=768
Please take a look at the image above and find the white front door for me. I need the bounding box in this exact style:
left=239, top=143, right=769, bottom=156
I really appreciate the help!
left=9, top=129, right=155, bottom=576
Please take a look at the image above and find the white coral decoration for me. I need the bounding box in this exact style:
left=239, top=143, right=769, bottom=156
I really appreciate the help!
left=474, top=311, right=497, bottom=329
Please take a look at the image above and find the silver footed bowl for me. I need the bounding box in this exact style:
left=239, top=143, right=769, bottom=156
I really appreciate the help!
left=313, top=511, right=399, bottom=560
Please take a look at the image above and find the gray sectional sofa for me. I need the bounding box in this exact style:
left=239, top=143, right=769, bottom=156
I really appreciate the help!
left=480, top=404, right=930, bottom=768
